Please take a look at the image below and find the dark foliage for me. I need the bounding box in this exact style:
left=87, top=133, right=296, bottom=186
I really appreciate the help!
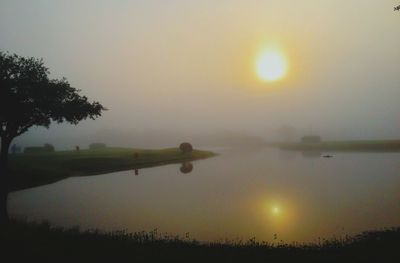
left=1, top=221, right=399, bottom=263
left=0, top=51, right=105, bottom=223
left=0, top=52, right=105, bottom=143
left=0, top=51, right=105, bottom=165
left=179, top=142, right=193, bottom=153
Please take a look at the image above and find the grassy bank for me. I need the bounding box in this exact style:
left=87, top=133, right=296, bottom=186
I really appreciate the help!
left=277, top=140, right=400, bottom=152
left=1, top=221, right=399, bottom=263
left=8, top=147, right=215, bottom=191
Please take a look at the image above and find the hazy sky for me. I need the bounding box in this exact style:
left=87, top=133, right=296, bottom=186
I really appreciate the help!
left=1, top=0, right=400, bottom=146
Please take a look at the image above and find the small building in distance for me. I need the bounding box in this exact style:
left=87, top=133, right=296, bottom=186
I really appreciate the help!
left=301, top=135, right=321, bottom=143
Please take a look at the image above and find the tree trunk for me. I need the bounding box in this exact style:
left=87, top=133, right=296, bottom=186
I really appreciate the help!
left=0, top=137, right=11, bottom=224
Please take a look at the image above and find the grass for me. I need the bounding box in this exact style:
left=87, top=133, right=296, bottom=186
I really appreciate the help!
left=276, top=140, right=400, bottom=152
left=8, top=147, right=215, bottom=191
left=1, top=220, right=399, bottom=263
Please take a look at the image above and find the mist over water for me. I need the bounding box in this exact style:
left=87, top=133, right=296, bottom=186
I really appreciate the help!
left=9, top=148, right=400, bottom=242
left=1, top=0, right=399, bottom=149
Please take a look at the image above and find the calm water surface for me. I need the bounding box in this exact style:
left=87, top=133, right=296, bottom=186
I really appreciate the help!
left=8, top=148, right=400, bottom=242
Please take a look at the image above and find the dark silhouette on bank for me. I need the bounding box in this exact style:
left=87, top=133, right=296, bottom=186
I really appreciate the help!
left=0, top=52, right=105, bottom=223
left=179, top=142, right=193, bottom=153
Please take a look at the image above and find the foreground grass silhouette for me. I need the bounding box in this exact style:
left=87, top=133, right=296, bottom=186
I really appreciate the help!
left=1, top=221, right=399, bottom=263
left=8, top=147, right=214, bottom=191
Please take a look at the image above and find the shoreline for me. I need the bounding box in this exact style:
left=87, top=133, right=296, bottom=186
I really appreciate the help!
left=271, top=140, right=400, bottom=152
left=2, top=220, right=399, bottom=262
left=8, top=147, right=215, bottom=191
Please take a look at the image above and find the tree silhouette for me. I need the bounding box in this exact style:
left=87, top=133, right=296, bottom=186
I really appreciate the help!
left=0, top=52, right=105, bottom=222
left=179, top=142, right=193, bottom=153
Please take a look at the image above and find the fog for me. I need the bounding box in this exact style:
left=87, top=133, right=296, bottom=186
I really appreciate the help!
left=1, top=0, right=399, bottom=149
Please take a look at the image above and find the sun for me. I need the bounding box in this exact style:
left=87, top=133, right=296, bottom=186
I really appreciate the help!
left=271, top=205, right=281, bottom=215
left=256, top=51, right=288, bottom=82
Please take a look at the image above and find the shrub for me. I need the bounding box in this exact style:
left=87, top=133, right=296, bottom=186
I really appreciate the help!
left=179, top=142, right=193, bottom=153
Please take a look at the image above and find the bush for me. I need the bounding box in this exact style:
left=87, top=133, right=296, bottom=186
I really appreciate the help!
left=89, top=143, right=107, bottom=149
left=179, top=142, right=193, bottom=153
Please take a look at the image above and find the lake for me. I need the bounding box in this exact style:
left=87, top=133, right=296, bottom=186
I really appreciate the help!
left=8, top=148, right=400, bottom=243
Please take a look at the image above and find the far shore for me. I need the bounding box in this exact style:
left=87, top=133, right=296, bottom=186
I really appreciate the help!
left=270, top=140, right=400, bottom=152
left=8, top=147, right=215, bottom=191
